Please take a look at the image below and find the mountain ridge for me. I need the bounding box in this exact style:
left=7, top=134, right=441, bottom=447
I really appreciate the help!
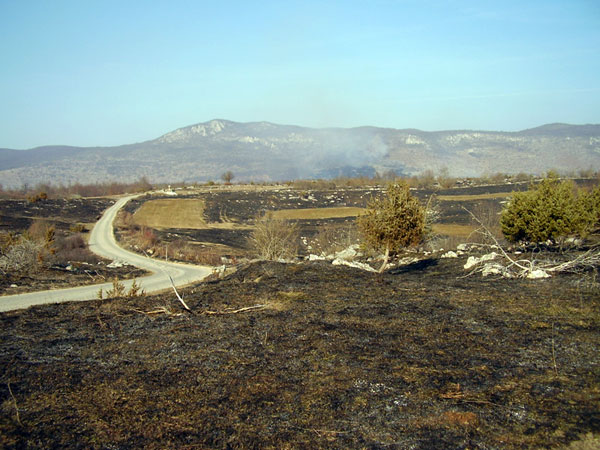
left=1, top=120, right=599, bottom=188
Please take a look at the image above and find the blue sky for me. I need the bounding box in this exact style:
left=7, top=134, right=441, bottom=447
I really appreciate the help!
left=1, top=0, right=599, bottom=149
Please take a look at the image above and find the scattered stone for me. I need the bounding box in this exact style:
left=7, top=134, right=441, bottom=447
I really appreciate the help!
left=527, top=269, right=550, bottom=279
left=464, top=252, right=498, bottom=270
left=481, top=263, right=511, bottom=277
left=333, top=245, right=360, bottom=261
left=332, top=258, right=377, bottom=272
left=441, top=251, right=458, bottom=259
left=397, top=256, right=419, bottom=266
left=107, top=260, right=129, bottom=269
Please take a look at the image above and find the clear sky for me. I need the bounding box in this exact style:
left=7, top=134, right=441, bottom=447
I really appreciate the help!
left=1, top=0, right=599, bottom=149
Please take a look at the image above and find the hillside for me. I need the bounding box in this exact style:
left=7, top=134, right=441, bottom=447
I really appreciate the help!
left=1, top=120, right=599, bottom=187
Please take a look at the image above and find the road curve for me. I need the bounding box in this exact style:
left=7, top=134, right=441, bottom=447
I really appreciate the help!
left=0, top=195, right=213, bottom=312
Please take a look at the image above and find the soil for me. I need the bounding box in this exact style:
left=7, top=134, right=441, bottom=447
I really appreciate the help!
left=0, top=258, right=599, bottom=449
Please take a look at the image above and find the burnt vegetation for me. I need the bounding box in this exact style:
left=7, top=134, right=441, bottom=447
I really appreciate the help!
left=0, top=260, right=599, bottom=449
left=0, top=173, right=599, bottom=448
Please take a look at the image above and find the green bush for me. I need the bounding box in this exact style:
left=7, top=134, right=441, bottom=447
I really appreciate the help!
left=357, top=182, right=425, bottom=271
left=500, top=175, right=597, bottom=243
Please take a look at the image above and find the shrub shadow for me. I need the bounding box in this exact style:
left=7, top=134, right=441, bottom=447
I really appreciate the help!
left=388, top=257, right=438, bottom=274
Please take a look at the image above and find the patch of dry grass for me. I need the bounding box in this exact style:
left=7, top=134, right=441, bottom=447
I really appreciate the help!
left=133, top=199, right=206, bottom=229
left=437, top=192, right=514, bottom=201
left=271, top=207, right=365, bottom=220
left=432, top=223, right=477, bottom=237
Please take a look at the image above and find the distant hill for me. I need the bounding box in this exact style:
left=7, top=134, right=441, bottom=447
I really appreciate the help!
left=1, top=120, right=599, bottom=187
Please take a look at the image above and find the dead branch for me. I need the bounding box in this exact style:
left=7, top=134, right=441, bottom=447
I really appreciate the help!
left=545, top=244, right=600, bottom=273
left=7, top=383, right=22, bottom=426
left=461, top=207, right=600, bottom=278
left=461, top=206, right=530, bottom=272
left=83, top=270, right=95, bottom=281
left=132, top=307, right=182, bottom=316
left=165, top=270, right=192, bottom=311
left=203, top=304, right=267, bottom=315
left=551, top=322, right=559, bottom=376
left=143, top=250, right=191, bottom=311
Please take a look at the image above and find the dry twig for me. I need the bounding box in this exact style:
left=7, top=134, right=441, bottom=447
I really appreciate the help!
left=462, top=207, right=530, bottom=272
left=143, top=250, right=191, bottom=311
left=203, top=304, right=267, bottom=315
left=7, top=383, right=22, bottom=426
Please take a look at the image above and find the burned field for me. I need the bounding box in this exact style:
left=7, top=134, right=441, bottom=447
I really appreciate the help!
left=1, top=258, right=599, bottom=449
left=0, top=198, right=146, bottom=295
left=121, top=184, right=512, bottom=262
left=0, top=198, right=114, bottom=234
left=1, top=183, right=599, bottom=448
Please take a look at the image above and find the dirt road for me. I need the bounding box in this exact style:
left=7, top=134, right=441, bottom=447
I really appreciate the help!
left=0, top=195, right=212, bottom=312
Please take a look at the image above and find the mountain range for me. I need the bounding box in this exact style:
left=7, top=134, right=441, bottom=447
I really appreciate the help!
left=1, top=120, right=599, bottom=188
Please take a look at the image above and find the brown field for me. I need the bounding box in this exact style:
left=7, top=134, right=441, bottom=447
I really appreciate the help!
left=133, top=198, right=207, bottom=229
left=271, top=206, right=365, bottom=220
left=437, top=192, right=514, bottom=201
left=432, top=223, right=478, bottom=238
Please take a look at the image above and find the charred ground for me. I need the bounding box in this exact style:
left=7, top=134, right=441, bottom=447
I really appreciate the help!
left=1, top=183, right=599, bottom=449
left=0, top=258, right=599, bottom=449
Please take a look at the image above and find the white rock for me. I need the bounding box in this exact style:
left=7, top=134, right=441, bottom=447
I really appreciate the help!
left=334, top=245, right=360, bottom=261
left=107, top=260, right=128, bottom=269
left=464, top=252, right=498, bottom=270
left=464, top=256, right=479, bottom=270
left=308, top=254, right=326, bottom=261
left=457, top=243, right=469, bottom=252
left=441, top=251, right=458, bottom=259
left=482, top=263, right=504, bottom=277
left=527, top=269, right=550, bottom=279
left=397, top=256, right=419, bottom=266
left=332, top=258, right=377, bottom=272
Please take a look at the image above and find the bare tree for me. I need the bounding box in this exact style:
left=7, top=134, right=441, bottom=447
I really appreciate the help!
left=221, top=171, right=235, bottom=184
left=248, top=212, right=299, bottom=260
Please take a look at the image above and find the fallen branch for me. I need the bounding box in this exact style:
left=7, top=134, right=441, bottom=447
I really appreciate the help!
left=545, top=244, right=600, bottom=273
left=132, top=307, right=182, bottom=316
left=461, top=207, right=600, bottom=278
left=7, top=383, right=22, bottom=426
left=164, top=270, right=192, bottom=312
left=143, top=250, right=191, bottom=312
left=203, top=304, right=267, bottom=315
left=461, top=207, right=530, bottom=272
left=83, top=270, right=96, bottom=281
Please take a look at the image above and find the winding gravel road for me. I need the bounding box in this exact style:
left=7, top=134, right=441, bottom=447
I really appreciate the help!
left=0, top=195, right=212, bottom=312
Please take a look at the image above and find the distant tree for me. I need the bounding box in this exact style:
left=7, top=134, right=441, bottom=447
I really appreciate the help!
left=221, top=171, right=235, bottom=184
left=417, top=169, right=436, bottom=189
left=437, top=167, right=454, bottom=189
left=377, top=169, right=398, bottom=181
left=357, top=182, right=426, bottom=272
left=134, top=176, right=152, bottom=192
